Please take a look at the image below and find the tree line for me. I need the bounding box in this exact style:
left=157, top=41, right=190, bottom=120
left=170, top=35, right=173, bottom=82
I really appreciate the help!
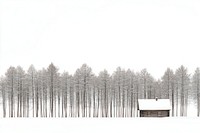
left=0, top=63, right=199, bottom=117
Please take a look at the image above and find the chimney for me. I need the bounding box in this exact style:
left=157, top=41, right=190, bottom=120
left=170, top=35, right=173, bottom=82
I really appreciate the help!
left=155, top=97, right=158, bottom=101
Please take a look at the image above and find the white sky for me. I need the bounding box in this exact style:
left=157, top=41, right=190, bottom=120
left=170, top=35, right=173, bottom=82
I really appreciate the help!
left=0, top=0, right=200, bottom=79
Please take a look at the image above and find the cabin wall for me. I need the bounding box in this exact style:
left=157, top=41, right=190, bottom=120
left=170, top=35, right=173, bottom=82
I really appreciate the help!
left=140, top=110, right=170, bottom=117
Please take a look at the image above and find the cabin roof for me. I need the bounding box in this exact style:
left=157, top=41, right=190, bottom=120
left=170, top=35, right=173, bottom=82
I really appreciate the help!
left=138, top=99, right=171, bottom=110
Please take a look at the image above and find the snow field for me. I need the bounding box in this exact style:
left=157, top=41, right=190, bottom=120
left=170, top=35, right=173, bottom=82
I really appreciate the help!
left=0, top=118, right=200, bottom=133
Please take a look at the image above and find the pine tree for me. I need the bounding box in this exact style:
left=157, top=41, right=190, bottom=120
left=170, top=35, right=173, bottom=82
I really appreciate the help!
left=175, top=65, right=190, bottom=116
left=192, top=68, right=200, bottom=116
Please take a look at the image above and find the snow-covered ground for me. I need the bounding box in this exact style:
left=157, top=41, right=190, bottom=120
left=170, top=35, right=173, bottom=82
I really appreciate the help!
left=0, top=118, right=200, bottom=133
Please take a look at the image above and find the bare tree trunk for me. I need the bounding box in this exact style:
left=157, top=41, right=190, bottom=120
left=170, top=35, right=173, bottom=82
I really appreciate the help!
left=1, top=81, right=7, bottom=117
left=40, top=84, right=43, bottom=117
left=197, top=74, right=200, bottom=117
left=35, top=82, right=39, bottom=117
left=50, top=71, right=54, bottom=117
left=97, top=87, right=100, bottom=117
left=11, top=75, right=14, bottom=117
left=136, top=83, right=139, bottom=117
left=130, top=90, right=133, bottom=117
left=32, top=73, right=35, bottom=117
left=110, top=95, right=112, bottom=117
left=77, top=90, right=80, bottom=117
left=2, top=88, right=7, bottom=117
left=180, top=73, right=184, bottom=116
left=171, top=82, right=174, bottom=116
left=58, top=87, right=60, bottom=117
left=70, top=85, right=73, bottom=117
left=88, top=87, right=92, bottom=117
left=17, top=80, right=20, bottom=117
left=23, top=89, right=27, bottom=117
left=198, top=91, right=200, bottom=117
left=176, top=85, right=178, bottom=116
left=144, top=78, right=146, bottom=99
left=184, top=89, right=188, bottom=116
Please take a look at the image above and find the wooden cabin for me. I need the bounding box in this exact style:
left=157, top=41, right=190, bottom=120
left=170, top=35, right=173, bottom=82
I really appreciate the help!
left=138, top=98, right=170, bottom=117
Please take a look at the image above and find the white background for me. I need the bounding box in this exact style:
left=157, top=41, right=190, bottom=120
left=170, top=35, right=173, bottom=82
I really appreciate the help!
left=1, top=0, right=200, bottom=79
left=1, top=1, right=200, bottom=132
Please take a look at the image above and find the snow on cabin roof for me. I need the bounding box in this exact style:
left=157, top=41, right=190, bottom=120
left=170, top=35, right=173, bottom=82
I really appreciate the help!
left=138, top=99, right=171, bottom=110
